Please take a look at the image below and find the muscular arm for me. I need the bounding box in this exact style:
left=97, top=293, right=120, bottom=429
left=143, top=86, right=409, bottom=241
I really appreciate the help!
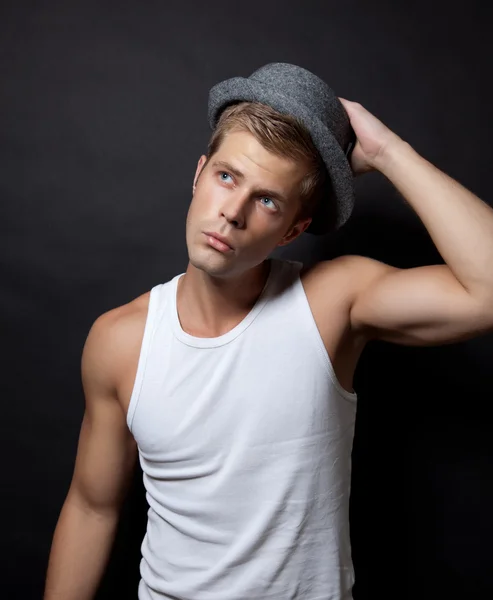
left=336, top=103, right=493, bottom=347
left=344, top=255, right=493, bottom=346
left=44, top=309, right=139, bottom=600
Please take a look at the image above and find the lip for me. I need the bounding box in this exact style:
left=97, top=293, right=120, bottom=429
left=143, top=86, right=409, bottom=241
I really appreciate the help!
left=203, top=231, right=235, bottom=251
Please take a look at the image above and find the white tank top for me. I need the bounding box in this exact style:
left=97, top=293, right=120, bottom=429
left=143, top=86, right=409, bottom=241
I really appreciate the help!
left=127, top=257, right=357, bottom=600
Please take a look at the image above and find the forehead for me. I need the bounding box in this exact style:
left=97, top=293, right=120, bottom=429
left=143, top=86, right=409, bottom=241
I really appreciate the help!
left=214, top=130, right=308, bottom=185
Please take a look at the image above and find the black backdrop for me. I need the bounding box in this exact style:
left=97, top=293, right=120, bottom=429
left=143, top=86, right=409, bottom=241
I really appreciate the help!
left=2, top=1, right=492, bottom=598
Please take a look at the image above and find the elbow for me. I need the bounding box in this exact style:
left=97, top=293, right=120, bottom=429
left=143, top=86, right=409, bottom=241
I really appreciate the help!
left=471, top=291, right=493, bottom=333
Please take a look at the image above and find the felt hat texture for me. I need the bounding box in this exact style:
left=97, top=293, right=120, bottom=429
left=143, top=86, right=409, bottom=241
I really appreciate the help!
left=208, top=62, right=356, bottom=235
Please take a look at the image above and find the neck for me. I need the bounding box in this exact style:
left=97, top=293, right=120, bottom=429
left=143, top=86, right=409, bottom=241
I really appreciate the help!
left=176, top=259, right=272, bottom=337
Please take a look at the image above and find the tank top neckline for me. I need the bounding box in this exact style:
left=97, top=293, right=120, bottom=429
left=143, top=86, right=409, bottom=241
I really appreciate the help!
left=169, top=258, right=282, bottom=348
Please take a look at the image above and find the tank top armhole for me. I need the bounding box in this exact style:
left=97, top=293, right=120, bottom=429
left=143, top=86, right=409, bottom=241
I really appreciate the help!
left=291, top=268, right=357, bottom=403
left=126, top=284, right=162, bottom=432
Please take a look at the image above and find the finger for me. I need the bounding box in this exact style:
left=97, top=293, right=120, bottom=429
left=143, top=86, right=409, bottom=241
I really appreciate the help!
left=338, top=98, right=355, bottom=115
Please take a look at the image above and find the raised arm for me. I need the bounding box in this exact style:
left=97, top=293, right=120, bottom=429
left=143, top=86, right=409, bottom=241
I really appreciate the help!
left=336, top=99, right=493, bottom=346
left=345, top=255, right=492, bottom=345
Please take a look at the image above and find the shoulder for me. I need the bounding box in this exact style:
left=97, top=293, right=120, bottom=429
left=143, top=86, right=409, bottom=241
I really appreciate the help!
left=81, top=291, right=152, bottom=391
left=86, top=291, right=151, bottom=351
left=300, top=255, right=397, bottom=339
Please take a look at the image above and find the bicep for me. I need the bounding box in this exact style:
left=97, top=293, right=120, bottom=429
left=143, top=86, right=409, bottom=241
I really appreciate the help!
left=349, top=259, right=490, bottom=346
left=68, top=313, right=137, bottom=514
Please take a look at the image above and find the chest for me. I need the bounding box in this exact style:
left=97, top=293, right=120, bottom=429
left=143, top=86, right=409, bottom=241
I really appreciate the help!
left=130, top=327, right=354, bottom=463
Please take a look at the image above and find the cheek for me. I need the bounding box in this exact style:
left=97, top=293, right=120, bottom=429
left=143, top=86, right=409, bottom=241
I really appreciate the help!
left=186, top=193, right=204, bottom=230
left=188, top=190, right=208, bottom=220
left=191, top=184, right=232, bottom=224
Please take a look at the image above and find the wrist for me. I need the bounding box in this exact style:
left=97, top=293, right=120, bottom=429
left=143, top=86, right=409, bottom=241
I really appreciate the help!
left=373, top=134, right=414, bottom=175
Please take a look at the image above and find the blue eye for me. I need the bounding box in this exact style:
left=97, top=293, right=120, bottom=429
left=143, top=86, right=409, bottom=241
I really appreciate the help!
left=219, top=172, right=232, bottom=182
left=260, top=197, right=276, bottom=209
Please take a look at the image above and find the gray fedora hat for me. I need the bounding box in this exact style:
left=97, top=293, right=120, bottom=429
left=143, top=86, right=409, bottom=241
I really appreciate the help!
left=207, top=62, right=356, bottom=235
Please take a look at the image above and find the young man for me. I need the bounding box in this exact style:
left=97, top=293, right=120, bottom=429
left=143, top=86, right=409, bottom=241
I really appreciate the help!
left=44, top=64, right=493, bottom=600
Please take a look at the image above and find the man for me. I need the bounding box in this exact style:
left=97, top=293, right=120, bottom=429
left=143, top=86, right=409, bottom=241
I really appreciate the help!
left=44, top=63, right=493, bottom=599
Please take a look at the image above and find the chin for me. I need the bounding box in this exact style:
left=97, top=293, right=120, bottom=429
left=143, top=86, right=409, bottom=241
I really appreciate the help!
left=188, top=245, right=238, bottom=277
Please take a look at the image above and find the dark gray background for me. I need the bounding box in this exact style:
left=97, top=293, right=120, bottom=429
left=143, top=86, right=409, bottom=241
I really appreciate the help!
left=1, top=1, right=492, bottom=598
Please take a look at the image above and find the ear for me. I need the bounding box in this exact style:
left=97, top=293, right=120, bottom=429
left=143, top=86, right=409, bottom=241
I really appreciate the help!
left=277, top=217, right=312, bottom=247
left=193, top=155, right=208, bottom=192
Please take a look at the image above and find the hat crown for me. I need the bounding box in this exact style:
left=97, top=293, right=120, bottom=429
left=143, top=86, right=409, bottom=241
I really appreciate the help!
left=249, top=63, right=339, bottom=132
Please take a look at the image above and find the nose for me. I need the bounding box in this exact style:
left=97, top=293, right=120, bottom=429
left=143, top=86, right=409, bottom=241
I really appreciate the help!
left=220, top=191, right=248, bottom=229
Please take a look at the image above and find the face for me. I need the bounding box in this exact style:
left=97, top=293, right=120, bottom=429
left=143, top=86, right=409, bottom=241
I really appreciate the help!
left=185, top=130, right=312, bottom=279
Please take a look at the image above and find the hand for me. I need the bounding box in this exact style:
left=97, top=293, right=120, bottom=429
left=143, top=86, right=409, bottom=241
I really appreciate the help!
left=339, top=98, right=402, bottom=176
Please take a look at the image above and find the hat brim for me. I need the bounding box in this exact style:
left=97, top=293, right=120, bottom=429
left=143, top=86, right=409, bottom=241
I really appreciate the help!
left=208, top=77, right=355, bottom=235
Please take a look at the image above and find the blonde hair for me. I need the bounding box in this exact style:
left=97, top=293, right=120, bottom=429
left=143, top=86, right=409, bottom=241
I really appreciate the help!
left=206, top=101, right=327, bottom=222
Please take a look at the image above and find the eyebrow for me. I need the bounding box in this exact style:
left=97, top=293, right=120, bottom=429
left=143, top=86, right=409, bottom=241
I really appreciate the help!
left=211, top=160, right=289, bottom=203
